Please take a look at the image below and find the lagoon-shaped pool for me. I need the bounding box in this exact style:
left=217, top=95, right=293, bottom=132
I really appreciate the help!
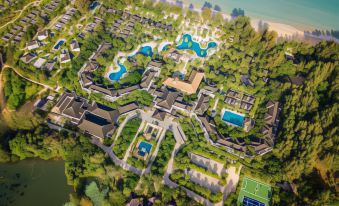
left=176, top=34, right=216, bottom=57
left=138, top=46, right=153, bottom=57
left=108, top=63, right=127, bottom=81
left=221, top=109, right=245, bottom=127
left=53, top=39, right=65, bottom=50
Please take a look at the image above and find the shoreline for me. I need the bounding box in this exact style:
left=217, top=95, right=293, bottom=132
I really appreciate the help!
left=163, top=0, right=338, bottom=42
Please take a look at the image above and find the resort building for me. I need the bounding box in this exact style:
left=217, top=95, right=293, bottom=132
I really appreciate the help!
left=37, top=30, right=48, bottom=41
left=163, top=70, right=204, bottom=94
left=20, top=53, right=37, bottom=63
left=27, top=40, right=40, bottom=50
left=50, top=92, right=123, bottom=139
left=70, top=39, right=80, bottom=52
left=262, top=101, right=281, bottom=147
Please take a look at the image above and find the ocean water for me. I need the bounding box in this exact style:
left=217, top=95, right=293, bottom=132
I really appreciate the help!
left=186, top=0, right=339, bottom=30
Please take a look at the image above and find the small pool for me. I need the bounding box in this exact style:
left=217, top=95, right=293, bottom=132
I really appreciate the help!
left=176, top=34, right=217, bottom=57
left=139, top=46, right=153, bottom=57
left=162, top=44, right=171, bottom=51
left=53, top=39, right=65, bottom=50
left=138, top=141, right=152, bottom=157
left=222, top=109, right=245, bottom=127
left=108, top=63, right=127, bottom=81
left=89, top=1, right=100, bottom=10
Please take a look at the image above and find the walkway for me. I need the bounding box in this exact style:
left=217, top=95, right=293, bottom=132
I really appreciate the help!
left=0, top=0, right=41, bottom=30
left=3, top=65, right=57, bottom=91
left=0, top=70, right=5, bottom=111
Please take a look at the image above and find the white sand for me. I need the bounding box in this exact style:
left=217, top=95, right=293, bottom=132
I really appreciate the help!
left=251, top=19, right=303, bottom=37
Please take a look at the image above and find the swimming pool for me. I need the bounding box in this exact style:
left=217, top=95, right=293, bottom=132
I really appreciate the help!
left=139, top=46, right=153, bottom=57
left=222, top=109, right=245, bottom=127
left=89, top=1, right=100, bottom=10
left=176, top=34, right=217, bottom=57
left=138, top=141, right=153, bottom=157
left=53, top=39, right=65, bottom=50
left=108, top=63, right=127, bottom=81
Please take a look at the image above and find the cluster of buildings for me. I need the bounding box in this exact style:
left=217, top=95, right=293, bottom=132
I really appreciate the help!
left=84, top=16, right=103, bottom=33
left=50, top=92, right=139, bottom=139
left=0, top=0, right=14, bottom=11
left=79, top=43, right=160, bottom=100
left=43, top=0, right=61, bottom=13
left=224, top=89, right=256, bottom=112
left=100, top=6, right=173, bottom=39
left=1, top=10, right=40, bottom=44
left=53, top=7, right=77, bottom=31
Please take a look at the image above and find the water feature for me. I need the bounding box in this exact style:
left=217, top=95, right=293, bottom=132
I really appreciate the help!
left=108, top=63, right=127, bottom=81
left=222, top=109, right=245, bottom=127
left=53, top=39, right=65, bottom=50
left=0, top=159, right=72, bottom=206
left=176, top=34, right=217, bottom=57
left=139, top=46, right=153, bottom=57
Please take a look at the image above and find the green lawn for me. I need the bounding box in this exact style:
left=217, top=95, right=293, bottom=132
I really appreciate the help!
left=112, top=118, right=142, bottom=159
left=238, top=176, right=271, bottom=206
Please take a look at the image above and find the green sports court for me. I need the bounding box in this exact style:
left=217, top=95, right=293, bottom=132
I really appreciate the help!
left=238, top=176, right=272, bottom=206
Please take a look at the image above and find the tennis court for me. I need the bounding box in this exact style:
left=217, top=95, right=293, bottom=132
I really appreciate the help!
left=238, top=177, right=271, bottom=206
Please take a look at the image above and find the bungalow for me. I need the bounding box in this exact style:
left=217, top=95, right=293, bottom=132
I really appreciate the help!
left=152, top=109, right=166, bottom=121
left=70, top=39, right=80, bottom=52
left=27, top=40, right=40, bottom=50
left=118, top=102, right=139, bottom=115
left=163, top=70, right=204, bottom=94
left=37, top=30, right=48, bottom=40
left=194, top=94, right=210, bottom=115
left=167, top=49, right=182, bottom=63
left=240, top=75, right=254, bottom=87
left=153, top=87, right=192, bottom=113
left=60, top=49, right=71, bottom=63
left=44, top=61, right=56, bottom=71
left=20, top=53, right=37, bottom=63
left=89, top=85, right=117, bottom=97
left=140, top=69, right=157, bottom=89
left=147, top=60, right=163, bottom=71
left=288, top=76, right=304, bottom=86
left=33, top=58, right=47, bottom=68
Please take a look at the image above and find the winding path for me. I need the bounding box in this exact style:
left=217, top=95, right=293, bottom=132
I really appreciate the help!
left=3, top=65, right=57, bottom=91
left=0, top=0, right=41, bottom=30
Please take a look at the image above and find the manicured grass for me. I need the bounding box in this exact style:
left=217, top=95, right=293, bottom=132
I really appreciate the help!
left=113, top=118, right=142, bottom=159
left=238, top=176, right=271, bottom=206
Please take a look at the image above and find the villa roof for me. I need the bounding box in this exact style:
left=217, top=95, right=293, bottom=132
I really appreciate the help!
left=117, top=85, right=140, bottom=95
left=62, top=97, right=87, bottom=120
left=118, top=102, right=139, bottom=115
left=89, top=102, right=119, bottom=123
left=288, top=76, right=304, bottom=86
left=194, top=94, right=210, bottom=115
left=152, top=109, right=166, bottom=121
left=89, top=85, right=115, bottom=96
left=140, top=69, right=156, bottom=88
left=70, top=39, right=80, bottom=51
left=78, top=112, right=115, bottom=139
left=20, top=53, right=36, bottom=63
left=265, top=101, right=280, bottom=126
left=147, top=60, right=163, bottom=69
left=157, top=89, right=179, bottom=110
left=163, top=70, right=204, bottom=94
left=203, top=85, right=218, bottom=93
left=198, top=115, right=216, bottom=134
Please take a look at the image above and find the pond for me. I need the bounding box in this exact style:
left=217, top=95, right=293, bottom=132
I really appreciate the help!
left=0, top=159, right=72, bottom=206
left=176, top=34, right=217, bottom=57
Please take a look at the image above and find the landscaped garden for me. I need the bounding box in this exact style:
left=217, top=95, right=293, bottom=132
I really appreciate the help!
left=112, top=118, right=142, bottom=159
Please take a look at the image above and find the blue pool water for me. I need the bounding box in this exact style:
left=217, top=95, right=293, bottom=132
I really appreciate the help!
left=53, top=40, right=65, bottom=50
left=139, top=46, right=153, bottom=57
left=138, top=141, right=153, bottom=157
left=176, top=34, right=217, bottom=57
left=89, top=1, right=100, bottom=10
left=109, top=63, right=127, bottom=81
left=162, top=44, right=171, bottom=51
left=222, top=110, right=245, bottom=127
